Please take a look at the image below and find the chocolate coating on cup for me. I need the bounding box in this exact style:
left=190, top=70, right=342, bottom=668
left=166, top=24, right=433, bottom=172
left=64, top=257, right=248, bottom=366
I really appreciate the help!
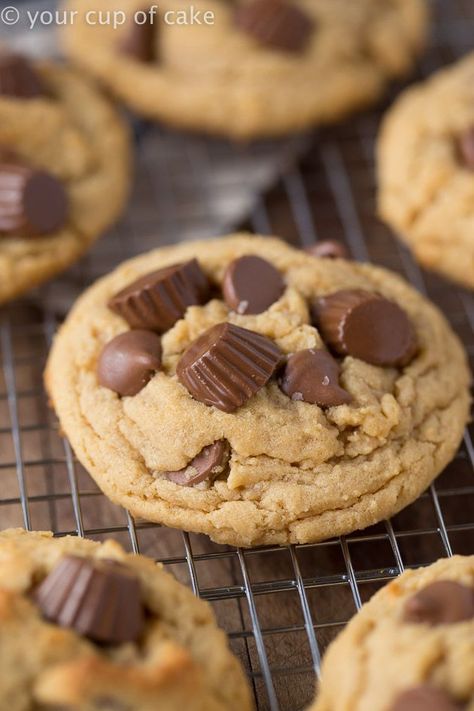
left=177, top=322, right=284, bottom=412
left=235, top=0, right=314, bottom=53
left=389, top=685, right=462, bottom=711
left=313, top=289, right=417, bottom=367
left=108, top=259, right=211, bottom=332
left=0, top=51, right=44, bottom=99
left=403, top=580, right=474, bottom=626
left=97, top=330, right=162, bottom=397
left=164, top=440, right=230, bottom=486
left=305, top=240, right=349, bottom=260
left=223, top=255, right=285, bottom=314
left=35, top=556, right=145, bottom=645
left=280, top=349, right=352, bottom=407
left=0, top=164, right=68, bottom=236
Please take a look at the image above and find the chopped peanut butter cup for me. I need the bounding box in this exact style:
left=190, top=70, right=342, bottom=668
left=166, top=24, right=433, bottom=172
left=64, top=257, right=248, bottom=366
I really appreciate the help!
left=97, top=329, right=162, bottom=397
left=120, top=6, right=157, bottom=63
left=164, top=440, right=230, bottom=486
left=223, top=254, right=285, bottom=314
left=280, top=349, right=351, bottom=407
left=403, top=580, right=474, bottom=625
left=235, top=0, right=314, bottom=53
left=389, top=685, right=462, bottom=711
left=177, top=322, right=284, bottom=413
left=35, top=555, right=145, bottom=644
left=0, top=51, right=44, bottom=99
left=459, top=126, right=474, bottom=169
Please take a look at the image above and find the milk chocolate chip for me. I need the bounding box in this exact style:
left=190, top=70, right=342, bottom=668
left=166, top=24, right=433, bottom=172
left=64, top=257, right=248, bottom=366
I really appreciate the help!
left=35, top=556, right=145, bottom=645
left=0, top=51, right=44, bottom=98
left=223, top=255, right=285, bottom=314
left=177, top=322, right=284, bottom=412
left=459, top=126, right=474, bottom=169
left=120, top=6, right=156, bottom=62
left=403, top=580, right=474, bottom=625
left=313, top=289, right=417, bottom=367
left=389, top=685, right=462, bottom=711
left=97, top=330, right=162, bottom=396
left=0, top=164, right=68, bottom=236
left=108, top=259, right=211, bottom=332
left=280, top=349, right=352, bottom=407
left=235, top=0, right=314, bottom=53
left=305, top=240, right=349, bottom=260
left=164, top=440, right=230, bottom=486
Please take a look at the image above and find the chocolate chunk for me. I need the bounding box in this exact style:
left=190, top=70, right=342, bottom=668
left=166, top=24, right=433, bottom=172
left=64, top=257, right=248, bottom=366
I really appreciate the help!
left=389, top=685, right=462, bottom=711
left=305, top=240, right=349, bottom=260
left=223, top=255, right=285, bottom=314
left=108, top=259, right=211, bottom=333
left=280, top=349, right=352, bottom=407
left=97, top=329, right=162, bottom=397
left=120, top=6, right=156, bottom=62
left=0, top=164, right=68, bottom=236
left=35, top=556, right=145, bottom=645
left=459, top=127, right=474, bottom=169
left=177, top=322, right=284, bottom=412
left=403, top=580, right=474, bottom=626
left=164, top=440, right=230, bottom=486
left=313, top=289, right=417, bottom=367
left=235, top=0, right=314, bottom=53
left=0, top=51, right=44, bottom=99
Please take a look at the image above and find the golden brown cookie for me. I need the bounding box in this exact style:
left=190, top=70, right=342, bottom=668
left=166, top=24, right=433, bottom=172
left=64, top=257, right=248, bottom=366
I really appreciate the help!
left=45, top=235, right=471, bottom=547
left=0, top=528, right=253, bottom=711
left=61, top=0, right=429, bottom=139
left=309, top=555, right=474, bottom=711
left=378, top=53, right=474, bottom=290
left=0, top=53, right=131, bottom=304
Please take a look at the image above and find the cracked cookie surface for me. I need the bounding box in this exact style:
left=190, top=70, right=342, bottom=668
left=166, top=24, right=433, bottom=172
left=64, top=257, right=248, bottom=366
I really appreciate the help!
left=378, top=53, right=474, bottom=290
left=309, top=555, right=474, bottom=711
left=0, top=528, right=252, bottom=711
left=62, top=0, right=428, bottom=139
left=0, top=60, right=130, bottom=304
left=45, top=234, right=470, bottom=547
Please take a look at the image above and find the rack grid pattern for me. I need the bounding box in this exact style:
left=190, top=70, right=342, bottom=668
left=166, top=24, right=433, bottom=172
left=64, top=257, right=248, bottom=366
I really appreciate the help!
left=1, top=1, right=474, bottom=709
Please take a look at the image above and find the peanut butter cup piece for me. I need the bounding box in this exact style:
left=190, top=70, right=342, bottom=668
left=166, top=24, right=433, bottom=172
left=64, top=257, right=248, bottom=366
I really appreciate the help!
left=0, top=51, right=44, bottom=98
left=177, top=322, right=284, bottom=412
left=459, top=126, right=474, bottom=169
left=403, top=580, right=474, bottom=625
left=164, top=440, right=230, bottom=486
left=120, top=6, right=156, bottom=62
left=108, top=259, right=211, bottom=332
left=389, top=685, right=462, bottom=711
left=97, top=329, right=162, bottom=397
left=313, top=289, right=417, bottom=367
left=0, top=164, right=68, bottom=236
left=235, top=0, right=314, bottom=53
left=280, top=349, right=352, bottom=407
left=35, top=556, right=145, bottom=644
left=305, top=240, right=349, bottom=260
left=223, top=255, right=285, bottom=314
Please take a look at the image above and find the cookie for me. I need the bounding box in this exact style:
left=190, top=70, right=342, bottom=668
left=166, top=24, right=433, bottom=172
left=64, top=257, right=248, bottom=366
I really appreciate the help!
left=309, top=555, right=474, bottom=711
left=61, top=0, right=429, bottom=139
left=378, top=53, right=474, bottom=290
left=0, top=51, right=130, bottom=304
left=0, top=528, right=252, bottom=710
left=45, top=234, right=470, bottom=547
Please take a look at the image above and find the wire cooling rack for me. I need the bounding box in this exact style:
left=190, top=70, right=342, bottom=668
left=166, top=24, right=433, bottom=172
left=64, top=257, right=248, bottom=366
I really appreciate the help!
left=1, top=1, right=474, bottom=709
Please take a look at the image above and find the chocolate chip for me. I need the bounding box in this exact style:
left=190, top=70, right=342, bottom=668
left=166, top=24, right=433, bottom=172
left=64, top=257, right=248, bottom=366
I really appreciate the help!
left=108, top=259, right=211, bottom=333
left=97, top=330, right=162, bottom=396
left=164, top=440, right=230, bottom=486
left=0, top=164, right=68, bottom=236
left=177, top=322, right=284, bottom=412
left=280, top=349, right=352, bottom=407
left=120, top=6, right=156, bottom=62
left=403, top=580, right=474, bottom=626
left=223, top=255, right=285, bottom=314
left=458, top=127, right=474, bottom=169
left=235, top=0, right=314, bottom=53
left=305, top=241, right=349, bottom=260
left=389, top=685, right=462, bottom=711
left=312, top=289, right=417, bottom=367
left=0, top=51, right=44, bottom=99
left=35, top=556, right=145, bottom=645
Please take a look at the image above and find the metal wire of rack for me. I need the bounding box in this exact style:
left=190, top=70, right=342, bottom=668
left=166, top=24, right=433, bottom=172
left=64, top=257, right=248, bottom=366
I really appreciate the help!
left=1, top=1, right=474, bottom=710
